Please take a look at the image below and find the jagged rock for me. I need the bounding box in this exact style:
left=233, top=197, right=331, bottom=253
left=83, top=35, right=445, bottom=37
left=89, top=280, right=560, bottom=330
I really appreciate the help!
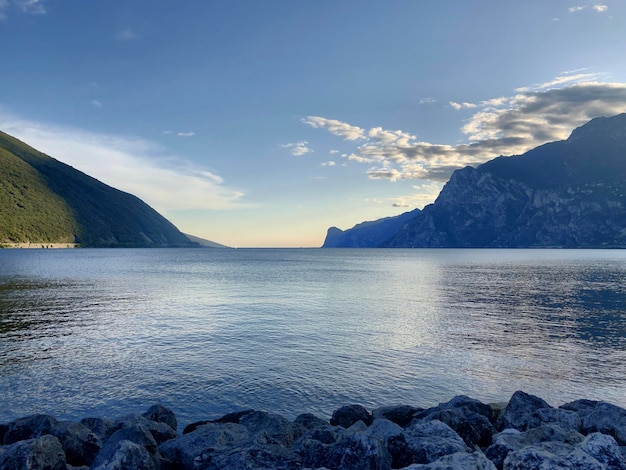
left=496, top=391, right=552, bottom=431
left=418, top=407, right=496, bottom=448
left=142, top=404, right=177, bottom=433
left=533, top=407, right=583, bottom=433
left=194, top=441, right=301, bottom=470
left=3, top=414, right=59, bottom=445
left=502, top=441, right=606, bottom=470
left=90, top=439, right=159, bottom=470
left=361, top=418, right=411, bottom=468
left=400, top=450, right=497, bottom=469
left=330, top=404, right=373, bottom=428
left=0, top=434, right=66, bottom=470
left=111, top=413, right=176, bottom=445
left=293, top=412, right=329, bottom=430
left=158, top=422, right=250, bottom=469
left=182, top=409, right=254, bottom=434
left=80, top=417, right=113, bottom=442
left=397, top=419, right=470, bottom=466
left=580, top=432, right=626, bottom=470
left=50, top=420, right=101, bottom=467
left=581, top=402, right=626, bottom=445
left=93, top=422, right=161, bottom=470
left=372, top=405, right=422, bottom=428
left=238, top=410, right=306, bottom=446
left=485, top=425, right=585, bottom=469
left=298, top=432, right=392, bottom=470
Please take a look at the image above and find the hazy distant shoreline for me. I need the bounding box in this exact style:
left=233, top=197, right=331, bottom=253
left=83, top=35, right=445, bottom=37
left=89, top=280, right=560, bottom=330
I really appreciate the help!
left=0, top=242, right=79, bottom=249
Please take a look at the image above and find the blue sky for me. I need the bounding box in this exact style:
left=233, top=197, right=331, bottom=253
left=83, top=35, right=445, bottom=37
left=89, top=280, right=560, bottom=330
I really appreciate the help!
left=2, top=1, right=626, bottom=247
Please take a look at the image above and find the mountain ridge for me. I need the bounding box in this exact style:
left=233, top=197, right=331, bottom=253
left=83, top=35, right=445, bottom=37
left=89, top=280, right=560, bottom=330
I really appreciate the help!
left=323, top=113, right=626, bottom=248
left=0, top=130, right=204, bottom=248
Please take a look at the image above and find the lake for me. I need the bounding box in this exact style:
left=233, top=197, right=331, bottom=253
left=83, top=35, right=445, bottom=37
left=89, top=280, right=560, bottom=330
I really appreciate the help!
left=0, top=248, right=625, bottom=428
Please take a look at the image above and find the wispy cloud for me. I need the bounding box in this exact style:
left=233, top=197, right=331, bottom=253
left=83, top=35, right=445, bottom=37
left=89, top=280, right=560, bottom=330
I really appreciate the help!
left=176, top=131, right=195, bottom=137
left=321, top=161, right=336, bottom=167
left=568, top=4, right=608, bottom=13
left=304, top=75, right=626, bottom=183
left=91, top=99, right=103, bottom=108
left=0, top=0, right=45, bottom=18
left=302, top=116, right=366, bottom=141
left=280, top=141, right=313, bottom=156
left=0, top=111, right=245, bottom=212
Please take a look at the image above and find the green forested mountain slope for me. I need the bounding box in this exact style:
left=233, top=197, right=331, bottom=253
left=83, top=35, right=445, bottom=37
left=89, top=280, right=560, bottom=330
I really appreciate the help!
left=0, top=130, right=198, bottom=247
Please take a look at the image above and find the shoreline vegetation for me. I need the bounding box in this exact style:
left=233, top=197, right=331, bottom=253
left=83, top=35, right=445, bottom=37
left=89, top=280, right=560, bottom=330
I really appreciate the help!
left=1, top=391, right=625, bottom=469
left=0, top=242, right=79, bottom=249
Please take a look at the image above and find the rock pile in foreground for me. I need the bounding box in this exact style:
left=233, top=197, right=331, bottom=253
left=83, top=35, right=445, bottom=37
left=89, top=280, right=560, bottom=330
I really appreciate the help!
left=1, top=391, right=626, bottom=469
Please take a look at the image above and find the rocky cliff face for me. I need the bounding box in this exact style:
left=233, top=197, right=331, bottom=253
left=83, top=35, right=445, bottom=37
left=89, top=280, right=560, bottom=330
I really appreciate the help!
left=323, top=209, right=419, bottom=248
left=324, top=113, right=626, bottom=248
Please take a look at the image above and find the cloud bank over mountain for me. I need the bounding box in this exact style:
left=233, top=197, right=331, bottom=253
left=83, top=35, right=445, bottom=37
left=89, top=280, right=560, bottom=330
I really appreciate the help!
left=303, top=75, right=626, bottom=184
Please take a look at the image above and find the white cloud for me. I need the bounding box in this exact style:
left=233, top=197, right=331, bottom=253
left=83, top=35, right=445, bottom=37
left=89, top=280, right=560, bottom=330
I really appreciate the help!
left=321, top=161, right=336, bottom=167
left=593, top=4, right=608, bottom=12
left=0, top=111, right=245, bottom=212
left=568, top=6, right=585, bottom=12
left=302, top=116, right=366, bottom=140
left=91, top=99, right=103, bottom=108
left=280, top=141, right=312, bottom=156
left=0, top=0, right=44, bottom=18
left=305, top=76, right=626, bottom=183
left=176, top=131, right=195, bottom=137
left=450, top=101, right=478, bottom=110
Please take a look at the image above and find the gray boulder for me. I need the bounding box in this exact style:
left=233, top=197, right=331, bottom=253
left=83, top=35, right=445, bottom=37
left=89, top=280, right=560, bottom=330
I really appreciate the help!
left=502, top=441, right=606, bottom=470
left=293, top=412, right=329, bottom=430
left=0, top=434, right=66, bottom=470
left=397, top=419, right=470, bottom=466
left=581, top=402, right=626, bottom=445
left=111, top=413, right=176, bottom=445
left=80, top=417, right=113, bottom=442
left=440, top=395, right=495, bottom=423
left=401, top=450, right=496, bottom=469
left=298, top=432, right=391, bottom=470
left=92, top=422, right=161, bottom=470
left=496, top=391, right=552, bottom=431
left=419, top=407, right=496, bottom=448
left=90, top=439, right=159, bottom=470
left=3, top=414, right=59, bottom=445
left=485, top=425, right=585, bottom=469
left=239, top=410, right=306, bottom=446
left=372, top=405, right=422, bottom=428
left=330, top=404, right=373, bottom=428
left=579, top=432, right=626, bottom=470
left=50, top=420, right=101, bottom=467
left=158, top=421, right=250, bottom=469
left=193, top=441, right=301, bottom=470
left=142, top=404, right=177, bottom=433
left=534, top=407, right=583, bottom=433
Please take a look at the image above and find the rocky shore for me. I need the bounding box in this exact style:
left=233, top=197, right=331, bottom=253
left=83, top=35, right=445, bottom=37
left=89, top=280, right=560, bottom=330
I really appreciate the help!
left=1, top=390, right=626, bottom=469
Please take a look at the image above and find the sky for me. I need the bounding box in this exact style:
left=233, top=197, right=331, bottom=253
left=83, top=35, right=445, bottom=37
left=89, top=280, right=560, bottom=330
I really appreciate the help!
left=1, top=1, right=626, bottom=247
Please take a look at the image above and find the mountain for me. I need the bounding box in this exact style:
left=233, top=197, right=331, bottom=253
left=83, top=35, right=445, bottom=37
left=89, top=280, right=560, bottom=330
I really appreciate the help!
left=323, top=113, right=626, bottom=248
left=323, top=209, right=420, bottom=247
left=0, top=130, right=199, bottom=248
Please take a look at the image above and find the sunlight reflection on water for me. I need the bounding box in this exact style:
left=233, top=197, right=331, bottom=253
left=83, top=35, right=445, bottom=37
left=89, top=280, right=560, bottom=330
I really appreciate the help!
left=0, top=248, right=625, bottom=427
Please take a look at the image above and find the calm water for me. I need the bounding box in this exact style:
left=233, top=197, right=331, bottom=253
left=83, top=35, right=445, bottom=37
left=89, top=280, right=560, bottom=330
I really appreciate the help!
left=0, top=248, right=625, bottom=427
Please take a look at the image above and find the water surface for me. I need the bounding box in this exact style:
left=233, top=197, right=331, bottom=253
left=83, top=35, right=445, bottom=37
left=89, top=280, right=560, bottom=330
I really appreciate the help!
left=0, top=248, right=625, bottom=427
